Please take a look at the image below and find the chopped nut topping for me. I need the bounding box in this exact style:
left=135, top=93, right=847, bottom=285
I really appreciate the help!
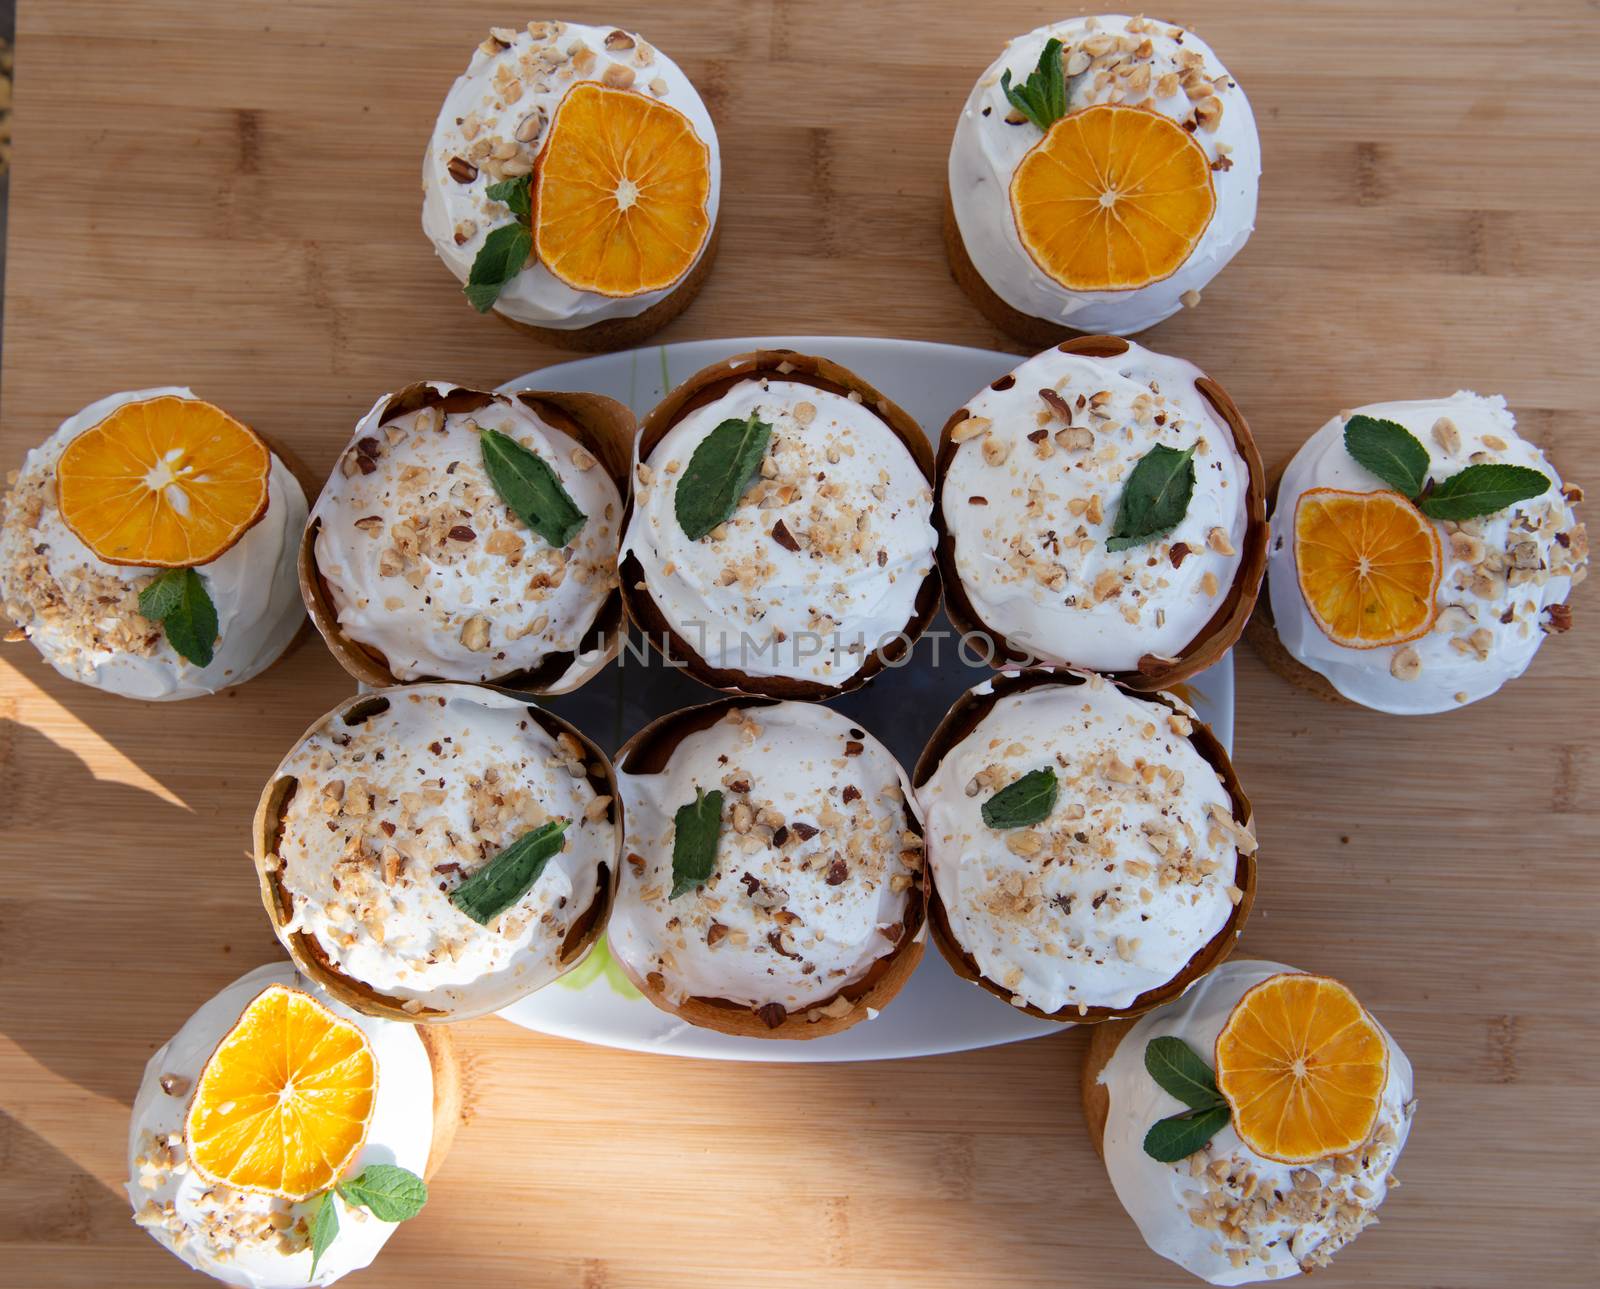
left=460, top=615, right=490, bottom=651
left=1389, top=645, right=1422, bottom=681
left=950, top=415, right=992, bottom=444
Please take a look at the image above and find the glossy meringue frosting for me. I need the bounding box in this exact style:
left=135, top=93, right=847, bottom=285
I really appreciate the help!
left=941, top=342, right=1250, bottom=672
left=1098, top=960, right=1414, bottom=1284
left=611, top=701, right=923, bottom=1015
left=948, top=14, right=1260, bottom=334
left=127, top=963, right=434, bottom=1288
left=266, top=685, right=614, bottom=1017
left=1266, top=392, right=1586, bottom=714
left=422, top=20, right=721, bottom=328
left=0, top=388, right=306, bottom=700
left=918, top=673, right=1248, bottom=1014
left=311, top=383, right=621, bottom=685
left=621, top=374, right=936, bottom=687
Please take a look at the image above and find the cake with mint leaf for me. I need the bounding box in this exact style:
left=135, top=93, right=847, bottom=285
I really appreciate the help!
left=619, top=350, right=940, bottom=699
left=944, top=15, right=1261, bottom=344
left=253, top=684, right=619, bottom=1021
left=302, top=381, right=629, bottom=695
left=1251, top=392, right=1586, bottom=713
left=914, top=669, right=1256, bottom=1021
left=609, top=697, right=925, bottom=1038
left=1, top=388, right=309, bottom=700
left=422, top=21, right=721, bottom=350
left=1082, top=960, right=1416, bottom=1284
left=937, top=337, right=1266, bottom=686
left=127, top=962, right=459, bottom=1287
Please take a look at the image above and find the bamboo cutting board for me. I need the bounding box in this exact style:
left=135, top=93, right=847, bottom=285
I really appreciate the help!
left=1, top=2, right=1596, bottom=1286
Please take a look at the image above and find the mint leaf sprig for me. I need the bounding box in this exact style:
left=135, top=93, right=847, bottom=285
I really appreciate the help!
left=465, top=176, right=533, bottom=313
left=981, top=768, right=1058, bottom=830
left=138, top=568, right=218, bottom=667
left=674, top=412, right=773, bottom=541
left=449, top=819, right=571, bottom=925
left=670, top=787, right=723, bottom=899
left=1344, top=414, right=1550, bottom=521
left=308, top=1164, right=429, bottom=1277
left=1001, top=37, right=1073, bottom=132
left=1141, top=1036, right=1233, bottom=1162
left=479, top=425, right=587, bottom=548
left=1106, top=443, right=1197, bottom=552
left=486, top=174, right=532, bottom=220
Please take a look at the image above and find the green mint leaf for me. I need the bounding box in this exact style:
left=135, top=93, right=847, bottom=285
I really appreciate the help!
left=670, top=787, right=723, bottom=899
left=449, top=820, right=570, bottom=925
left=1000, top=37, right=1070, bottom=131
left=480, top=426, right=587, bottom=548
left=1343, top=414, right=1430, bottom=498
left=307, top=1190, right=339, bottom=1278
left=673, top=412, right=773, bottom=541
left=980, top=768, right=1058, bottom=830
left=1142, top=1103, right=1233, bottom=1163
left=464, top=221, right=532, bottom=313
left=1419, top=463, right=1551, bottom=521
left=485, top=175, right=532, bottom=219
left=1144, top=1036, right=1224, bottom=1111
left=335, top=1164, right=429, bottom=1223
left=1105, top=444, right=1197, bottom=552
left=137, top=568, right=218, bottom=667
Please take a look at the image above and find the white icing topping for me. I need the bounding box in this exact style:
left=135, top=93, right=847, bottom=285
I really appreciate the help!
left=918, top=674, right=1243, bottom=1013
left=1267, top=392, right=1586, bottom=714
left=421, top=21, right=721, bottom=329
left=1099, top=960, right=1415, bottom=1285
left=0, top=388, right=307, bottom=700
left=620, top=377, right=936, bottom=685
left=270, top=684, right=613, bottom=1018
left=311, top=383, right=621, bottom=684
left=948, top=15, right=1260, bottom=334
left=126, top=963, right=434, bottom=1288
left=610, top=702, right=923, bottom=1012
left=943, top=342, right=1249, bottom=670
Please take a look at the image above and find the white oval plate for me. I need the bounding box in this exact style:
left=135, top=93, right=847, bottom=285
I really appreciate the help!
left=497, top=336, right=1234, bottom=1062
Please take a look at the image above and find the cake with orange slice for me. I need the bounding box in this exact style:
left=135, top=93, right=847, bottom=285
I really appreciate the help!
left=936, top=336, right=1266, bottom=686
left=0, top=388, right=308, bottom=700
left=945, top=15, right=1260, bottom=343
left=422, top=21, right=720, bottom=349
left=128, top=962, right=460, bottom=1286
left=914, top=670, right=1256, bottom=1022
left=254, top=684, right=620, bottom=1021
left=1082, top=961, right=1415, bottom=1283
left=1252, top=392, right=1586, bottom=713
left=302, top=381, right=630, bottom=693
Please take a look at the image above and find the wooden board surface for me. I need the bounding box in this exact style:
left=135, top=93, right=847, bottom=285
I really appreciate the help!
left=2, top=2, right=1596, bottom=1285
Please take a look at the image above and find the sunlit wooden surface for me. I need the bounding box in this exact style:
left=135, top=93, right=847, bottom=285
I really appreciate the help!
left=1, top=2, right=1595, bottom=1285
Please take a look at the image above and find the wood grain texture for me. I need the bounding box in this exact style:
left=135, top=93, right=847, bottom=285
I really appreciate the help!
left=1, top=2, right=1596, bottom=1286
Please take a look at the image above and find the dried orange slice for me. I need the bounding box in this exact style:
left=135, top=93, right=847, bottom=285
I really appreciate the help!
left=56, top=395, right=271, bottom=567
left=185, top=984, right=377, bottom=1200
left=533, top=82, right=711, bottom=298
left=1294, top=487, right=1442, bottom=649
left=1010, top=104, right=1216, bottom=291
left=1214, top=973, right=1389, bottom=1164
